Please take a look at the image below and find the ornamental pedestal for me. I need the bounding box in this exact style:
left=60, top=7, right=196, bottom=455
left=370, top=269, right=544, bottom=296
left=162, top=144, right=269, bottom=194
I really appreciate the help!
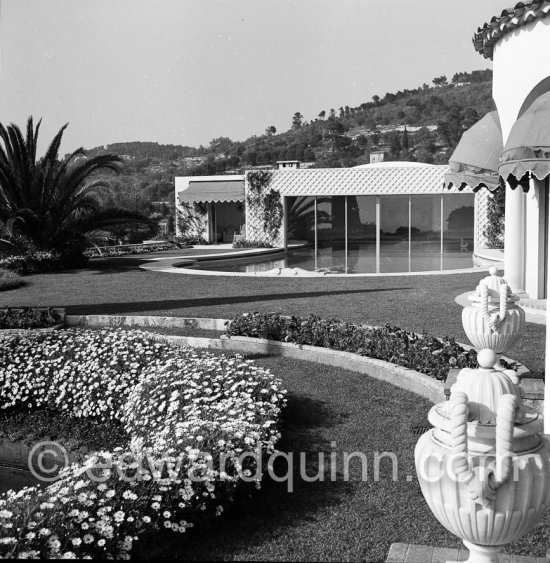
left=414, top=270, right=549, bottom=563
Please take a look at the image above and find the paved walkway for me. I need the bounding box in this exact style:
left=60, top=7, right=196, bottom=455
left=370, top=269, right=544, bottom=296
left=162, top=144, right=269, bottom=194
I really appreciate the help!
left=387, top=543, right=548, bottom=562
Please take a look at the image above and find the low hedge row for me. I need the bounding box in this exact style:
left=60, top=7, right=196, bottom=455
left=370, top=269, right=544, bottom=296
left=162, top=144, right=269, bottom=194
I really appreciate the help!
left=0, top=251, right=67, bottom=275
left=84, top=242, right=183, bottom=259
left=0, top=269, right=23, bottom=292
left=225, top=313, right=488, bottom=381
left=232, top=239, right=273, bottom=249
left=0, top=308, right=59, bottom=329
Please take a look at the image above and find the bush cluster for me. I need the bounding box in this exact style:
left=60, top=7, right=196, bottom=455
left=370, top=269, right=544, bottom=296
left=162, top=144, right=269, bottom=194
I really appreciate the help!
left=0, top=268, right=23, bottom=291
left=0, top=330, right=286, bottom=559
left=232, top=239, right=273, bottom=249
left=0, top=251, right=67, bottom=275
left=0, top=308, right=59, bottom=330
left=225, top=313, right=486, bottom=381
left=84, top=241, right=182, bottom=259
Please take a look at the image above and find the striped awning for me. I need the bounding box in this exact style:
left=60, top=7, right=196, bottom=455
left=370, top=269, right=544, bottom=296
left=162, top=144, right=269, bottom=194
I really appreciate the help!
left=177, top=180, right=245, bottom=203
left=499, top=91, right=550, bottom=189
left=444, top=111, right=503, bottom=192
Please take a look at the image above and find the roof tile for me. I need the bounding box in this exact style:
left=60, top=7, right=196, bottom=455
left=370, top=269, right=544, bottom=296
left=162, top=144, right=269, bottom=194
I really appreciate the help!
left=473, top=1, right=550, bottom=59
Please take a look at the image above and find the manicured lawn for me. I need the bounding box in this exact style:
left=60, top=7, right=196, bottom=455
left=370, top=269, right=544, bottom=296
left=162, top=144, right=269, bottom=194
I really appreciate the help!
left=140, top=354, right=550, bottom=561
left=0, top=252, right=544, bottom=371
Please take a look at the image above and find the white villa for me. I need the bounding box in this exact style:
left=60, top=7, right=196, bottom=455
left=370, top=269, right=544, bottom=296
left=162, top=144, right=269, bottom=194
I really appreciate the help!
left=175, top=161, right=480, bottom=274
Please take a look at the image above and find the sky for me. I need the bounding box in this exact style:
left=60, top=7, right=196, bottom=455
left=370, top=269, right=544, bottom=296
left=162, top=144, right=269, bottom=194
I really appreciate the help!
left=0, top=0, right=513, bottom=154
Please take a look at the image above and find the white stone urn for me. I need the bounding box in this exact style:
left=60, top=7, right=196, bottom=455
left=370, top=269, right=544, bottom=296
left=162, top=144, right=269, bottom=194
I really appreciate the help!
left=461, top=267, right=525, bottom=368
left=415, top=349, right=550, bottom=563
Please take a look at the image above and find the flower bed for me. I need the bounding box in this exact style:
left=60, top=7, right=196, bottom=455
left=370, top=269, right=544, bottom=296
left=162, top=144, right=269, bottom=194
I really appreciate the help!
left=0, top=329, right=286, bottom=558
left=225, top=313, right=500, bottom=381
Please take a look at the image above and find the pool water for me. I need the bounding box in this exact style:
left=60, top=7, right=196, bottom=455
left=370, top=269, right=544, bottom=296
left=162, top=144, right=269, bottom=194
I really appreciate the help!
left=193, top=242, right=474, bottom=274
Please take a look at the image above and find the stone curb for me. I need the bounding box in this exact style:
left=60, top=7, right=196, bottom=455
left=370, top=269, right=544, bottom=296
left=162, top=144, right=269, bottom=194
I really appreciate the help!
left=149, top=333, right=446, bottom=404
left=65, top=315, right=227, bottom=331
left=63, top=314, right=534, bottom=405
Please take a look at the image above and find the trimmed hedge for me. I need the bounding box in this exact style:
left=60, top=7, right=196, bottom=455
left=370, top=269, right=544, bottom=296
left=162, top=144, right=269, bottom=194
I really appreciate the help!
left=0, top=308, right=59, bottom=329
left=0, top=251, right=67, bottom=275
left=0, top=269, right=23, bottom=291
left=232, top=239, right=273, bottom=249
left=225, top=312, right=500, bottom=381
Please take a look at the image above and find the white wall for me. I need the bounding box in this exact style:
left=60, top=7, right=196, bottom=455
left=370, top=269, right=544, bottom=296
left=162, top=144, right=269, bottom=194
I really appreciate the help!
left=493, top=17, right=550, bottom=143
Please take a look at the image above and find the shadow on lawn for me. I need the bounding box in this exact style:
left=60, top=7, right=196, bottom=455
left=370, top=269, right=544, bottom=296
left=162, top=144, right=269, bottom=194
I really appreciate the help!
left=139, top=392, right=354, bottom=560
left=68, top=286, right=411, bottom=315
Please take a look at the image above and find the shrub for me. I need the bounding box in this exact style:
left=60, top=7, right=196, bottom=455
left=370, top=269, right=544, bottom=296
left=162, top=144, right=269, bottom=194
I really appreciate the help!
left=84, top=241, right=182, bottom=259
left=0, top=330, right=286, bottom=559
left=484, top=187, right=505, bottom=249
left=225, top=313, right=494, bottom=381
left=0, top=251, right=66, bottom=275
left=175, top=234, right=207, bottom=246
left=0, top=268, right=23, bottom=291
left=0, top=308, right=58, bottom=329
left=232, top=238, right=273, bottom=249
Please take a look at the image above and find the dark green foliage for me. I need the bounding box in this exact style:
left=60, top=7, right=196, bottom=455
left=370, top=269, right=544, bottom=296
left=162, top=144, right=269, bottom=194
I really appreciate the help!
left=0, top=268, right=23, bottom=291
left=0, top=307, right=58, bottom=329
left=0, top=250, right=69, bottom=274
left=485, top=188, right=505, bottom=248
left=0, top=117, right=154, bottom=259
left=232, top=238, right=273, bottom=249
left=225, top=312, right=493, bottom=381
left=246, top=171, right=283, bottom=243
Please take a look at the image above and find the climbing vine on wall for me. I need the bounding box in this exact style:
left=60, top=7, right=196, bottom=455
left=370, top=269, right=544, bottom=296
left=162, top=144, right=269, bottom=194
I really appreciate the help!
left=484, top=187, right=505, bottom=249
left=246, top=170, right=283, bottom=243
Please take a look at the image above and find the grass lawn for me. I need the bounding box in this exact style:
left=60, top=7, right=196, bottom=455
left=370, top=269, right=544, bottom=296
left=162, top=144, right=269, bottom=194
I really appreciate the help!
left=140, top=354, right=550, bottom=561
left=0, top=252, right=544, bottom=372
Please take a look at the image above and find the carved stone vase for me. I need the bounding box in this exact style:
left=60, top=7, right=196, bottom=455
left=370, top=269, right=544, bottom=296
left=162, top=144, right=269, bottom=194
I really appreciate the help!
left=414, top=269, right=549, bottom=563
left=461, top=267, right=525, bottom=368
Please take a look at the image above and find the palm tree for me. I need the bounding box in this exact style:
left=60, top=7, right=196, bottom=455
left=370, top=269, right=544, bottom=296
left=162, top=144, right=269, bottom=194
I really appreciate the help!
left=0, top=117, right=154, bottom=259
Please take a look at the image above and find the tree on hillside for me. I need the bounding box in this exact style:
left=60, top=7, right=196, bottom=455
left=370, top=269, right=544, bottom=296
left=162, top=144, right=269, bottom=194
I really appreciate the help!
left=432, top=75, right=448, bottom=87
left=402, top=127, right=409, bottom=151
left=292, top=112, right=303, bottom=130
left=318, top=111, right=326, bottom=120
left=0, top=117, right=153, bottom=260
left=461, top=107, right=479, bottom=130
left=265, top=125, right=277, bottom=136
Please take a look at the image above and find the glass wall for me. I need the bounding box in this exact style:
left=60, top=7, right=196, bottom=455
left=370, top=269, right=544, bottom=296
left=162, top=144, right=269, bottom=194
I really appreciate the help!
left=348, top=196, right=377, bottom=273
left=316, top=196, right=346, bottom=272
left=287, top=196, right=316, bottom=244
left=379, top=196, right=410, bottom=272
left=443, top=193, right=475, bottom=269
left=284, top=193, right=475, bottom=274
left=410, top=195, right=443, bottom=271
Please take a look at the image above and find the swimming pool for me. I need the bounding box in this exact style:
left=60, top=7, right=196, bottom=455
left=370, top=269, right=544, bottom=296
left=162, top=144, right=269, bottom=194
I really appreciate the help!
left=190, top=242, right=474, bottom=274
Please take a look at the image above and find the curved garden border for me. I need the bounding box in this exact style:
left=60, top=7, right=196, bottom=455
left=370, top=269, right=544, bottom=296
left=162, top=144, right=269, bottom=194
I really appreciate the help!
left=64, top=314, right=533, bottom=407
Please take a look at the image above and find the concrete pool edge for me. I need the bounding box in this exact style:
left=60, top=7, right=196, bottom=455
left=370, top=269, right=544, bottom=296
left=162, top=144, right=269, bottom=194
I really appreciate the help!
left=140, top=250, right=502, bottom=278
left=135, top=241, right=502, bottom=278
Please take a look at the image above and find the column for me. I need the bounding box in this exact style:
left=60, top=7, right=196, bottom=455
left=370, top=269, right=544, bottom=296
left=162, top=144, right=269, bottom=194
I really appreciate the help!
left=524, top=177, right=545, bottom=298
left=504, top=184, right=525, bottom=293
left=545, top=192, right=550, bottom=434
left=376, top=197, right=380, bottom=273
left=282, top=197, right=288, bottom=251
